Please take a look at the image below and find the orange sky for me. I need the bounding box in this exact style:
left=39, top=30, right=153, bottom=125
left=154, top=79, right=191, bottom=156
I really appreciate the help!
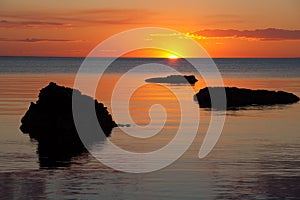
left=0, top=0, right=299, bottom=58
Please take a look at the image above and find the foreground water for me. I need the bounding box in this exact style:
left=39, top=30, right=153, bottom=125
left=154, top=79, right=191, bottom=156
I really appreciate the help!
left=0, top=57, right=299, bottom=199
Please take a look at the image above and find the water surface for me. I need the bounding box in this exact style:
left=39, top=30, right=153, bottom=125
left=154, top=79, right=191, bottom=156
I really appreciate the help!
left=0, top=57, right=299, bottom=199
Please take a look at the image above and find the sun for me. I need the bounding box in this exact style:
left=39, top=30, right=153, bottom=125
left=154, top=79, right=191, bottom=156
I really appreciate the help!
left=167, top=55, right=179, bottom=59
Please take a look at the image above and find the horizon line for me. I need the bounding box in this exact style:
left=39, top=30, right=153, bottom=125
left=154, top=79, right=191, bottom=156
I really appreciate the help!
left=1, top=55, right=300, bottom=59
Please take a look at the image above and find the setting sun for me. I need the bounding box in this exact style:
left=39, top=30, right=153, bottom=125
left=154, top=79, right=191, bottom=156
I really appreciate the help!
left=168, top=55, right=179, bottom=59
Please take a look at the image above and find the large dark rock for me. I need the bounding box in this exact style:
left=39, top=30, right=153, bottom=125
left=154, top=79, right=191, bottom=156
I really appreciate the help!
left=20, top=82, right=117, bottom=167
left=195, top=87, right=299, bottom=109
left=145, top=75, right=198, bottom=84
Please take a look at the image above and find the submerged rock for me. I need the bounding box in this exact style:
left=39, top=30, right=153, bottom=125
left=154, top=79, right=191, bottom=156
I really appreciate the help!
left=145, top=75, right=198, bottom=84
left=20, top=82, right=117, bottom=166
left=195, top=87, right=299, bottom=109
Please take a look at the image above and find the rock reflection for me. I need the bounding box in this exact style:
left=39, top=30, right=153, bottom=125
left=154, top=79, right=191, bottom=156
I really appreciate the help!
left=36, top=141, right=90, bottom=169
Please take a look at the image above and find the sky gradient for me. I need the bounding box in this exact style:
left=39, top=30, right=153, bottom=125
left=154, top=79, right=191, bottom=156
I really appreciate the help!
left=0, top=0, right=300, bottom=57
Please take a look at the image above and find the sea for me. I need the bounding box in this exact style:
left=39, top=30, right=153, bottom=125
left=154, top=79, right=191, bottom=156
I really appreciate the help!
left=0, top=57, right=299, bottom=199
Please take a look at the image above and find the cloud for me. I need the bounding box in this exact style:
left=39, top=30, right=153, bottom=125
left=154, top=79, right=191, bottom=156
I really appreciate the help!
left=74, top=8, right=152, bottom=16
left=0, top=38, right=81, bottom=43
left=58, top=8, right=154, bottom=25
left=0, top=20, right=73, bottom=28
left=192, top=28, right=300, bottom=41
left=0, top=8, right=153, bottom=28
left=200, top=14, right=245, bottom=26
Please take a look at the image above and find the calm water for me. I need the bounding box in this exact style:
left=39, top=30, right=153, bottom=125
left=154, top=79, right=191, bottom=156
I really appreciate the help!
left=0, top=57, right=299, bottom=199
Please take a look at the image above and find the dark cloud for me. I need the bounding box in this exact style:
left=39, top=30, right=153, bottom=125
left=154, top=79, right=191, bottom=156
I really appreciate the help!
left=193, top=28, right=300, bottom=41
left=0, top=19, right=73, bottom=28
left=0, top=38, right=80, bottom=43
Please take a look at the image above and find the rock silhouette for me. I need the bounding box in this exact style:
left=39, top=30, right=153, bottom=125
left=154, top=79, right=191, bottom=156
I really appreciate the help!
left=20, top=82, right=117, bottom=168
left=145, top=75, right=198, bottom=84
left=195, top=87, right=299, bottom=109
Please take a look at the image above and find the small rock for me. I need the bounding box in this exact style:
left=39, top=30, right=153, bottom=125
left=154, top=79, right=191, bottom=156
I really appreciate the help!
left=195, top=87, right=299, bottom=109
left=145, top=75, right=198, bottom=84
